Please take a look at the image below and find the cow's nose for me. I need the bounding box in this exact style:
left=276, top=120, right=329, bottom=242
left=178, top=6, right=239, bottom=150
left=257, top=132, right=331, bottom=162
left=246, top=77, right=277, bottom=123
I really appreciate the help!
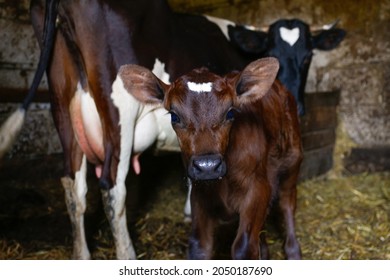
left=188, top=154, right=226, bottom=180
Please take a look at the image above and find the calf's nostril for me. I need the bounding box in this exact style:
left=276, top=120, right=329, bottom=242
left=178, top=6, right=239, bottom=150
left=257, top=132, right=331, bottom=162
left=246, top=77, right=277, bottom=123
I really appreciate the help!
left=194, top=157, right=221, bottom=172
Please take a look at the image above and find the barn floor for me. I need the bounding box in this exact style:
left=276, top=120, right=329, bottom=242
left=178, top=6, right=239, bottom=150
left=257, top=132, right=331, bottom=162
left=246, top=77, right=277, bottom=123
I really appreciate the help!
left=0, top=150, right=389, bottom=260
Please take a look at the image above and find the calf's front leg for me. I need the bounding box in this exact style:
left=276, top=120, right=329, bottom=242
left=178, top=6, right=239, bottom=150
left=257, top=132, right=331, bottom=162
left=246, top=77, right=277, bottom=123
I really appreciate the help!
left=188, top=198, right=216, bottom=259
left=232, top=184, right=270, bottom=260
left=279, top=173, right=301, bottom=260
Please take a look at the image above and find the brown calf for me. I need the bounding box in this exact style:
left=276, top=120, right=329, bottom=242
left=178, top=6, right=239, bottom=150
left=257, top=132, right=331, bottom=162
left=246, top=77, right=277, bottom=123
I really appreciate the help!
left=119, top=57, right=303, bottom=260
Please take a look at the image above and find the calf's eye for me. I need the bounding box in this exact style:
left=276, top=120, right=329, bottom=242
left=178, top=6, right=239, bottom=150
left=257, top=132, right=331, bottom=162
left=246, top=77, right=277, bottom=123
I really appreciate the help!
left=226, top=109, right=235, bottom=121
left=170, top=112, right=180, bottom=124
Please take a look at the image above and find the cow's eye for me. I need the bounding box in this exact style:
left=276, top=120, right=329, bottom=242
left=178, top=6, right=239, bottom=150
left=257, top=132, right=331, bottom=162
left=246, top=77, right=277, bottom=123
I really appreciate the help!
left=226, top=109, right=235, bottom=121
left=170, top=112, right=180, bottom=124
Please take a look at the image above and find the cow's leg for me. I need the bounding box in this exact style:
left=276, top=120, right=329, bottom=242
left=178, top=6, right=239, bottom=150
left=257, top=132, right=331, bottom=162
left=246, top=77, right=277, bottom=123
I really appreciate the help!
left=232, top=212, right=266, bottom=259
left=61, top=151, right=90, bottom=259
left=98, top=77, right=139, bottom=260
left=31, top=0, right=91, bottom=258
left=278, top=171, right=301, bottom=260
left=55, top=103, right=90, bottom=260
left=260, top=230, right=270, bottom=259
left=188, top=216, right=215, bottom=260
left=35, top=19, right=91, bottom=258
left=101, top=178, right=135, bottom=259
left=232, top=181, right=270, bottom=260
left=188, top=190, right=215, bottom=259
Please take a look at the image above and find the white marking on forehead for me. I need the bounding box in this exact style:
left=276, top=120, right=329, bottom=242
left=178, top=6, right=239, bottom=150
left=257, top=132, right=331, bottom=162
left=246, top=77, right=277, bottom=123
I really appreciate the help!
left=152, top=58, right=171, bottom=84
left=279, top=27, right=300, bottom=46
left=204, top=15, right=236, bottom=41
left=187, top=81, right=213, bottom=93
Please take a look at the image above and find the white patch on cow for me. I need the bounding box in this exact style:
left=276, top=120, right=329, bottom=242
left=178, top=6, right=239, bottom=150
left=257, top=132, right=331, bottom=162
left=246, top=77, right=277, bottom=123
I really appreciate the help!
left=279, top=27, right=300, bottom=47
left=109, top=75, right=140, bottom=259
left=204, top=15, right=236, bottom=41
left=111, top=76, right=139, bottom=185
left=133, top=104, right=159, bottom=154
left=152, top=58, right=170, bottom=84
left=205, top=15, right=257, bottom=41
left=145, top=59, right=180, bottom=153
left=188, top=81, right=213, bottom=93
left=153, top=107, right=180, bottom=152
left=79, top=83, right=104, bottom=155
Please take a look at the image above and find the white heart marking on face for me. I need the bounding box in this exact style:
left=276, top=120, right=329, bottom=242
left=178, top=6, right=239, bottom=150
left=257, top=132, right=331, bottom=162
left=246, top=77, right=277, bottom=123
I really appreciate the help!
left=279, top=27, right=300, bottom=46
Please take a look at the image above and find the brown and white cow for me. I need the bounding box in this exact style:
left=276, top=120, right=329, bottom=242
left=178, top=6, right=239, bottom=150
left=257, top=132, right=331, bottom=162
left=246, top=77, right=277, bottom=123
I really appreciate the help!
left=119, top=57, right=303, bottom=259
left=0, top=0, right=343, bottom=259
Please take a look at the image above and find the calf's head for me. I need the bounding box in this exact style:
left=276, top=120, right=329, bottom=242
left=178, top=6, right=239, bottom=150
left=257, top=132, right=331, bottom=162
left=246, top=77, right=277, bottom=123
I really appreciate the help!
left=228, top=19, right=346, bottom=115
left=119, top=58, right=279, bottom=180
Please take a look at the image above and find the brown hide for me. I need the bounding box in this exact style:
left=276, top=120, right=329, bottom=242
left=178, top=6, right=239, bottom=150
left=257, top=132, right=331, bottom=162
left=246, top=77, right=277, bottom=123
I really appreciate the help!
left=120, top=58, right=303, bottom=260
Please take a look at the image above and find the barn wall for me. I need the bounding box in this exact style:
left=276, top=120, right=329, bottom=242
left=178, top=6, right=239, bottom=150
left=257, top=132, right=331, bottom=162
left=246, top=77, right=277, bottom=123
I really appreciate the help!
left=0, top=0, right=58, bottom=157
left=0, top=0, right=388, bottom=158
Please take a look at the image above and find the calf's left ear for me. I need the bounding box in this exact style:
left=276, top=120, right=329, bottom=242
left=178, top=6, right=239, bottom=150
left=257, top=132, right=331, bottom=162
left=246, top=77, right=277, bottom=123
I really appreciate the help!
left=118, top=64, right=169, bottom=105
left=231, top=57, right=279, bottom=104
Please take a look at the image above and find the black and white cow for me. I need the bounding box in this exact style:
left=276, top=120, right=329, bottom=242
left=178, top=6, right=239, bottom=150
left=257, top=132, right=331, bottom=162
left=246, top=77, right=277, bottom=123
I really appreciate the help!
left=228, top=18, right=346, bottom=115
left=0, top=0, right=345, bottom=259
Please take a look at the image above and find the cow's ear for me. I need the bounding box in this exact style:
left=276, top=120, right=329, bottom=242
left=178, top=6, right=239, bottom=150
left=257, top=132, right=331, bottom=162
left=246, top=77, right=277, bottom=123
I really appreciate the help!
left=233, top=57, right=279, bottom=104
left=228, top=25, right=268, bottom=55
left=118, top=64, right=169, bottom=105
left=312, top=28, right=346, bottom=50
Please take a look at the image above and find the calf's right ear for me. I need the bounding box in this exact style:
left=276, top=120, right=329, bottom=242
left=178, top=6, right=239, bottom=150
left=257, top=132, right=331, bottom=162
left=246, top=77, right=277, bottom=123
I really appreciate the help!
left=118, top=64, right=169, bottom=105
left=232, top=57, right=279, bottom=104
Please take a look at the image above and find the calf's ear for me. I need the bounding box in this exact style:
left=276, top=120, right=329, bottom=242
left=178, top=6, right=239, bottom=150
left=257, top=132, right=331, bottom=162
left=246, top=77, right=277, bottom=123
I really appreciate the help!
left=233, top=57, right=279, bottom=104
left=118, top=64, right=169, bottom=105
left=312, top=28, right=346, bottom=50
left=228, top=25, right=268, bottom=55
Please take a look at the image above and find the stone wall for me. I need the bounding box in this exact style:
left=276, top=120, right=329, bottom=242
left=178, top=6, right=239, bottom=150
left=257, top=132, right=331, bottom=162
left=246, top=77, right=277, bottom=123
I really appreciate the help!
left=0, top=0, right=47, bottom=90
left=0, top=0, right=57, bottom=158
left=0, top=0, right=389, bottom=158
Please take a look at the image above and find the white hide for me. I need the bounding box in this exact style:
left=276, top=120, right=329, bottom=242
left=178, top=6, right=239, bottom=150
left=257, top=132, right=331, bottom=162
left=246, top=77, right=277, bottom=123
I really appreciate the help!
left=111, top=58, right=180, bottom=162
left=205, top=15, right=257, bottom=42
left=279, top=27, right=300, bottom=47
left=133, top=103, right=159, bottom=154
left=151, top=58, right=180, bottom=152
left=109, top=75, right=139, bottom=259
left=152, top=58, right=170, bottom=84
left=111, top=76, right=139, bottom=183
left=153, top=108, right=180, bottom=152
left=205, top=15, right=236, bottom=41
